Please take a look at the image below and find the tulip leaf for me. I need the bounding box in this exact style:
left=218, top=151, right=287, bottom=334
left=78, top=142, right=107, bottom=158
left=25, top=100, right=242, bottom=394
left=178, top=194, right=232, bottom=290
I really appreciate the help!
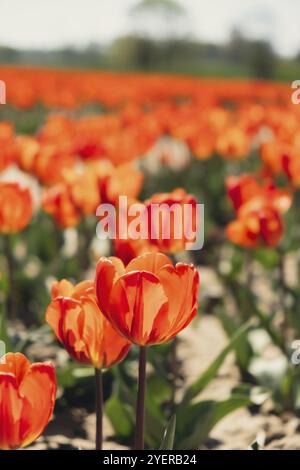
left=217, top=309, right=253, bottom=370
left=111, top=367, right=166, bottom=447
left=105, top=395, right=134, bottom=438
left=253, top=248, right=280, bottom=269
left=0, top=301, right=11, bottom=353
left=176, top=396, right=251, bottom=449
left=182, top=320, right=253, bottom=404
left=160, top=415, right=176, bottom=450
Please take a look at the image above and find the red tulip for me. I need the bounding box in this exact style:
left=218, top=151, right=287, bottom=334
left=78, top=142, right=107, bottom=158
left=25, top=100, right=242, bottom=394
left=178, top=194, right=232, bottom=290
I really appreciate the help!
left=145, top=189, right=198, bottom=254
left=46, top=279, right=131, bottom=368
left=95, top=252, right=199, bottom=346
left=0, top=352, right=56, bottom=450
left=0, top=182, right=33, bottom=233
left=226, top=205, right=284, bottom=248
left=226, top=174, right=292, bottom=214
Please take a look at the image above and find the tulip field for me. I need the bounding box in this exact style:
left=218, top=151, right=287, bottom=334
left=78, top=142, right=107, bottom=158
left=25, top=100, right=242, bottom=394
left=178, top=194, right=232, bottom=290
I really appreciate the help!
left=1, top=66, right=300, bottom=451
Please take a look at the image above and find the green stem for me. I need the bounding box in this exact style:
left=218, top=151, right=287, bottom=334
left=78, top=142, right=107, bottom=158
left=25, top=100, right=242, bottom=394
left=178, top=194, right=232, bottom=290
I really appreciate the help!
left=135, top=346, right=147, bottom=450
left=78, top=217, right=91, bottom=274
left=170, top=337, right=178, bottom=413
left=278, top=251, right=289, bottom=348
left=95, top=368, right=103, bottom=450
left=3, top=235, right=17, bottom=318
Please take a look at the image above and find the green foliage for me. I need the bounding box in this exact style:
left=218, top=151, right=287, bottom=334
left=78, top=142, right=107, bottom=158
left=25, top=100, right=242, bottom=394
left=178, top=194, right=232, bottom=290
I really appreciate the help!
left=160, top=415, right=176, bottom=450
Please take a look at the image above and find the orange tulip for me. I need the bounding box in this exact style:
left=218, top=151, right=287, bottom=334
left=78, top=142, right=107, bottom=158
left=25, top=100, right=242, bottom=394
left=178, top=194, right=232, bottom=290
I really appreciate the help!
left=226, top=174, right=261, bottom=211
left=100, top=163, right=144, bottom=205
left=0, top=122, right=16, bottom=172
left=145, top=189, right=198, bottom=254
left=46, top=279, right=131, bottom=368
left=226, top=174, right=292, bottom=214
left=95, top=252, right=199, bottom=346
left=0, top=182, right=33, bottom=233
left=216, top=126, right=249, bottom=160
left=226, top=174, right=291, bottom=249
left=283, top=152, right=300, bottom=188
left=42, top=182, right=81, bottom=228
left=33, top=144, right=76, bottom=185
left=114, top=236, right=158, bottom=265
left=260, top=140, right=286, bottom=175
left=65, top=164, right=102, bottom=216
left=15, top=135, right=39, bottom=173
left=226, top=205, right=284, bottom=249
left=0, top=352, right=56, bottom=450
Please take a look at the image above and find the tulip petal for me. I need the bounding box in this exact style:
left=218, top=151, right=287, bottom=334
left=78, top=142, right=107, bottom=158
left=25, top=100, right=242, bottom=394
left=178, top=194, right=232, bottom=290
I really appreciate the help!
left=152, top=263, right=199, bottom=342
left=95, top=256, right=125, bottom=318
left=20, top=363, right=56, bottom=448
left=110, top=270, right=168, bottom=344
left=125, top=252, right=172, bottom=275
left=0, top=373, right=24, bottom=450
left=51, top=279, right=75, bottom=299
left=0, top=352, right=31, bottom=385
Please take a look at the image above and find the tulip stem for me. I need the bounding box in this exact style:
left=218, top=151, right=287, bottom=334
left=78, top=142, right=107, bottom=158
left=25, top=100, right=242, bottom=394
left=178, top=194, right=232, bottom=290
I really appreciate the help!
left=135, top=346, right=147, bottom=450
left=3, top=235, right=17, bottom=318
left=278, top=251, right=289, bottom=348
left=95, top=368, right=103, bottom=450
left=170, top=337, right=178, bottom=413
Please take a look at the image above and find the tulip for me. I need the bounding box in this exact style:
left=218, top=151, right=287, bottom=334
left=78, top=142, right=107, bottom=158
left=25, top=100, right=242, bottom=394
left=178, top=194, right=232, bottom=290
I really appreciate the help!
left=0, top=182, right=33, bottom=234
left=216, top=126, right=249, bottom=160
left=283, top=152, right=300, bottom=188
left=0, top=122, right=16, bottom=172
left=226, top=174, right=292, bottom=214
left=100, top=163, right=144, bottom=205
left=0, top=352, right=56, bottom=450
left=226, top=175, right=261, bottom=211
left=96, top=252, right=199, bottom=449
left=226, top=205, right=284, bottom=249
left=0, top=182, right=33, bottom=318
left=46, top=279, right=131, bottom=449
left=42, top=183, right=81, bottom=228
left=114, top=236, right=158, bottom=265
left=15, top=135, right=40, bottom=173
left=226, top=175, right=292, bottom=249
left=145, top=188, right=198, bottom=254
left=260, top=140, right=287, bottom=175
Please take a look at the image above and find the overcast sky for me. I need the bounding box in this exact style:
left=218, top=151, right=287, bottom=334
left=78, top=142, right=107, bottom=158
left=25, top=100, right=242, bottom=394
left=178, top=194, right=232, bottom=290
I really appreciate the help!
left=0, top=0, right=299, bottom=57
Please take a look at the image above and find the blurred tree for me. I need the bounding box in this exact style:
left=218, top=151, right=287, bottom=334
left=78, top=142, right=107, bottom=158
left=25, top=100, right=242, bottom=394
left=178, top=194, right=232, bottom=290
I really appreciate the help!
left=130, top=0, right=188, bottom=39
left=109, top=35, right=158, bottom=69
left=247, top=40, right=275, bottom=79
left=226, top=29, right=250, bottom=63
left=0, top=45, right=20, bottom=63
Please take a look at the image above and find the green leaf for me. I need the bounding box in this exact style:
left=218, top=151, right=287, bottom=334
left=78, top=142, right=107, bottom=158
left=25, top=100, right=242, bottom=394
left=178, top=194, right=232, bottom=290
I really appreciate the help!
left=56, top=364, right=94, bottom=388
left=231, top=384, right=269, bottom=405
left=217, top=309, right=253, bottom=370
left=254, top=248, right=280, bottom=269
left=182, top=320, right=253, bottom=404
left=0, top=300, right=11, bottom=353
left=176, top=397, right=250, bottom=449
left=160, top=415, right=176, bottom=450
left=105, top=395, right=134, bottom=438
left=111, top=367, right=166, bottom=447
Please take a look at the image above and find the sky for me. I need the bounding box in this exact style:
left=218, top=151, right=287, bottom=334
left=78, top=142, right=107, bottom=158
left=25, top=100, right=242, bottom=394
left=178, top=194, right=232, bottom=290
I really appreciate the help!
left=0, top=0, right=299, bottom=57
